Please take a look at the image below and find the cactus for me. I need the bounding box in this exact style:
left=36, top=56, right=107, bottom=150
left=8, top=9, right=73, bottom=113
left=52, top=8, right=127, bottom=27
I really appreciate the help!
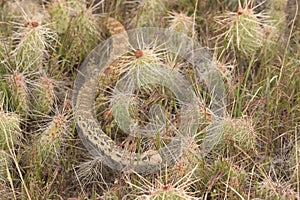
left=135, top=0, right=167, bottom=27
left=7, top=72, right=31, bottom=118
left=48, top=0, right=73, bottom=34
left=0, top=111, right=21, bottom=150
left=7, top=0, right=55, bottom=71
left=261, top=0, right=287, bottom=51
left=215, top=1, right=266, bottom=57
left=48, top=0, right=101, bottom=71
left=35, top=112, right=69, bottom=164
left=214, top=117, right=256, bottom=154
left=270, top=0, right=287, bottom=19
left=22, top=100, right=73, bottom=196
left=168, top=12, right=195, bottom=38
left=32, top=74, right=55, bottom=115
left=3, top=0, right=43, bottom=24
left=12, top=22, right=56, bottom=71
left=127, top=166, right=199, bottom=200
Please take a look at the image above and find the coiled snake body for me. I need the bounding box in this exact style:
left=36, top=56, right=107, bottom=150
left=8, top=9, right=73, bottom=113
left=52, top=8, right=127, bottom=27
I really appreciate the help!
left=74, top=18, right=182, bottom=173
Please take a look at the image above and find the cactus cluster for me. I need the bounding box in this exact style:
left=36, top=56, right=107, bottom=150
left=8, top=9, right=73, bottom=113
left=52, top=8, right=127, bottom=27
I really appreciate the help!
left=48, top=0, right=102, bottom=71
left=0, top=0, right=298, bottom=199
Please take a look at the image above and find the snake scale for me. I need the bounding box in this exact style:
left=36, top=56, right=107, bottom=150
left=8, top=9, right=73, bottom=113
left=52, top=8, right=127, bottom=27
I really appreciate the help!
left=74, top=18, right=182, bottom=173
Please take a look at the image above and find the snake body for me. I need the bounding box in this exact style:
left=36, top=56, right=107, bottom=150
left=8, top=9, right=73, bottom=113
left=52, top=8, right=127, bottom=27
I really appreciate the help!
left=74, top=18, right=181, bottom=173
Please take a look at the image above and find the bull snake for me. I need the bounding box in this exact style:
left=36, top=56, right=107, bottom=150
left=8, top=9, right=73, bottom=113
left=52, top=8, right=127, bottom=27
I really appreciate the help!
left=73, top=18, right=184, bottom=173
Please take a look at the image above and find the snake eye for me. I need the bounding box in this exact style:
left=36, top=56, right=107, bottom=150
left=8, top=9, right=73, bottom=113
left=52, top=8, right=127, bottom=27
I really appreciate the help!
left=135, top=49, right=143, bottom=58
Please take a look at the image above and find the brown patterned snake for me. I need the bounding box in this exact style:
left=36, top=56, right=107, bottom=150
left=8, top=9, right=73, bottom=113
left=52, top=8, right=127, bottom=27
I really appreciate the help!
left=74, top=18, right=183, bottom=173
